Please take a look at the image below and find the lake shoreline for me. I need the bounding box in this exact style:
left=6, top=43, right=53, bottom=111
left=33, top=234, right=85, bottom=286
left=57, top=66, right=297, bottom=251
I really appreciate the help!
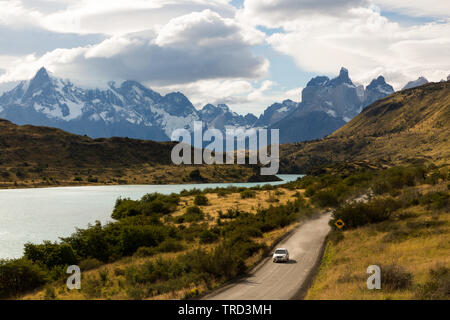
left=0, top=174, right=283, bottom=191
left=0, top=174, right=303, bottom=259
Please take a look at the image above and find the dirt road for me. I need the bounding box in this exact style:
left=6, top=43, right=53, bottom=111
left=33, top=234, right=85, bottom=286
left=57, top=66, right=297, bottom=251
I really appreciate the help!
left=203, top=213, right=332, bottom=300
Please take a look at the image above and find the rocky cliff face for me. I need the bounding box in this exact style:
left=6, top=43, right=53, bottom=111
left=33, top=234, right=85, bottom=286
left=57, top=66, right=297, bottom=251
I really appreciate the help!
left=269, top=68, right=395, bottom=143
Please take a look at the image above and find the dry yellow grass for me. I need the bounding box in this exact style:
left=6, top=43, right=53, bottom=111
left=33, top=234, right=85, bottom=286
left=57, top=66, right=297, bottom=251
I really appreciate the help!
left=175, top=188, right=302, bottom=225
left=306, top=185, right=449, bottom=300
left=22, top=186, right=306, bottom=300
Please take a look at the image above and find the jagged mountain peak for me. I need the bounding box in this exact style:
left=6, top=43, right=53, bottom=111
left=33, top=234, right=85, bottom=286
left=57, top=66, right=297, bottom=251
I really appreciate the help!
left=0, top=66, right=400, bottom=145
left=364, top=75, right=394, bottom=106
left=329, top=66, right=354, bottom=87
left=33, top=67, right=51, bottom=81
left=305, top=67, right=353, bottom=88
left=369, top=75, right=387, bottom=84
left=307, top=76, right=330, bottom=87
left=366, top=75, right=393, bottom=92
left=403, top=76, right=429, bottom=90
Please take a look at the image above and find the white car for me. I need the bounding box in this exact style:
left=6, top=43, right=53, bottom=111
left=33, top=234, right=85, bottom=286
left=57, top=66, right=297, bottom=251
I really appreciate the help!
left=272, top=248, right=289, bottom=263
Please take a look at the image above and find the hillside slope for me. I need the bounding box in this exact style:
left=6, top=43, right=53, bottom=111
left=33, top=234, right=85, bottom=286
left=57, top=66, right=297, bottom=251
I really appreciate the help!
left=280, top=81, right=450, bottom=173
left=0, top=119, right=274, bottom=188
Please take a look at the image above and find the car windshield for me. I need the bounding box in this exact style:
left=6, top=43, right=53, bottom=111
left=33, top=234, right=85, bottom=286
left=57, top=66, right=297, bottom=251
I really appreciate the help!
left=275, top=249, right=286, bottom=254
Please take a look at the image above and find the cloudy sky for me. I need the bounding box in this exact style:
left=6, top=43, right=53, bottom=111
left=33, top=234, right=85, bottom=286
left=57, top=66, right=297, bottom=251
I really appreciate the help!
left=0, top=0, right=449, bottom=115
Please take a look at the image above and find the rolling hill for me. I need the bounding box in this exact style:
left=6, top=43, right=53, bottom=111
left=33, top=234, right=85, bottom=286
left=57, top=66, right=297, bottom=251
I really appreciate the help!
left=0, top=119, right=275, bottom=188
left=279, top=81, right=450, bottom=173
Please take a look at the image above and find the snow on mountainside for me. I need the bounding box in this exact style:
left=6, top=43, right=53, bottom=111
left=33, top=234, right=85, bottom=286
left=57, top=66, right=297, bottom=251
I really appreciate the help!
left=199, top=103, right=257, bottom=131
left=364, top=76, right=395, bottom=106
left=0, top=67, right=397, bottom=144
left=0, top=67, right=199, bottom=140
left=269, top=68, right=396, bottom=143
left=402, top=76, right=429, bottom=90
left=254, top=100, right=298, bottom=127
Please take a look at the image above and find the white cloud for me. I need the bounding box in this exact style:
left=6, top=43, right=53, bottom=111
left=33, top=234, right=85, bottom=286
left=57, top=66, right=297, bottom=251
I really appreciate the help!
left=373, top=0, right=450, bottom=18
left=240, top=1, right=450, bottom=89
left=1, top=0, right=236, bottom=35
left=0, top=10, right=268, bottom=87
left=239, top=0, right=369, bottom=27
left=154, top=77, right=302, bottom=116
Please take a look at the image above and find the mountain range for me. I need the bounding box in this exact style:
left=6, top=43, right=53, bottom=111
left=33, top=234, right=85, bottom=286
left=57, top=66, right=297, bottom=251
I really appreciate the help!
left=0, top=67, right=401, bottom=144
left=279, top=80, right=450, bottom=173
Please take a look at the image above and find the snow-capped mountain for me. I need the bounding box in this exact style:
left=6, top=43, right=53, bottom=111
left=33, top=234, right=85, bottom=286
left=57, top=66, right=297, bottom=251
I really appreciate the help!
left=298, top=67, right=364, bottom=121
left=269, top=68, right=395, bottom=143
left=364, top=76, right=395, bottom=106
left=199, top=103, right=257, bottom=131
left=0, top=67, right=200, bottom=141
left=0, top=66, right=396, bottom=144
left=254, top=100, right=298, bottom=127
left=403, top=76, right=429, bottom=90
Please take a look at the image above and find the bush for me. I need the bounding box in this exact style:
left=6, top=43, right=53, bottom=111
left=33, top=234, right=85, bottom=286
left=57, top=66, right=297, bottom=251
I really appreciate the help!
left=417, top=266, right=450, bottom=300
left=157, top=239, right=184, bottom=253
left=182, top=206, right=205, bottom=222
left=44, top=285, right=56, bottom=300
left=199, top=230, right=219, bottom=244
left=0, top=259, right=47, bottom=298
left=112, top=193, right=180, bottom=220
left=381, top=264, right=413, bottom=291
left=312, top=190, right=339, bottom=207
left=188, top=169, right=203, bottom=181
left=240, top=190, right=256, bottom=199
left=24, top=241, right=77, bottom=269
left=419, top=192, right=449, bottom=210
left=194, top=194, right=209, bottom=206
left=61, top=219, right=178, bottom=262
left=134, top=247, right=156, bottom=258
left=331, top=198, right=400, bottom=230
left=79, top=258, right=103, bottom=271
left=82, top=275, right=103, bottom=298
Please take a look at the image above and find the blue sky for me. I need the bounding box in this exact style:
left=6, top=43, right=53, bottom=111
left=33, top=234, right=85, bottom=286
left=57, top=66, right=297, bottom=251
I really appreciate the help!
left=0, top=0, right=449, bottom=116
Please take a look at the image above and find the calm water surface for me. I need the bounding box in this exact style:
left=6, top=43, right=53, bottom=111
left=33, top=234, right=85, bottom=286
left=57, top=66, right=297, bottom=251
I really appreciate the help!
left=0, top=175, right=302, bottom=259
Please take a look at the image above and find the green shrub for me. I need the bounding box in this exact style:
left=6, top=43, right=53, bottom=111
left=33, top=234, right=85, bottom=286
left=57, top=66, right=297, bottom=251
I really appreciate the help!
left=0, top=259, right=47, bottom=298
left=112, top=193, right=180, bottom=220
left=199, top=230, right=219, bottom=244
left=419, top=191, right=449, bottom=210
left=24, top=241, right=77, bottom=269
left=61, top=219, right=178, bottom=262
left=82, top=275, right=103, bottom=298
left=157, top=239, right=184, bottom=253
left=188, top=169, right=203, bottom=181
left=380, top=264, right=413, bottom=291
left=217, top=190, right=227, bottom=197
left=79, top=258, right=103, bottom=271
left=44, top=285, right=56, bottom=300
left=331, top=198, right=400, bottom=230
left=183, top=206, right=205, bottom=222
left=417, top=266, right=450, bottom=300
left=312, top=190, right=339, bottom=207
left=111, top=198, right=141, bottom=220
left=240, top=190, right=256, bottom=199
left=194, top=194, right=209, bottom=206
left=134, top=247, right=156, bottom=258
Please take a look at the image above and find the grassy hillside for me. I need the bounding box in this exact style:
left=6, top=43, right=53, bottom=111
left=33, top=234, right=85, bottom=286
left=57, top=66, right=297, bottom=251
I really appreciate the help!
left=3, top=184, right=317, bottom=300
left=305, top=168, right=449, bottom=300
left=0, top=119, right=275, bottom=188
left=280, top=81, right=450, bottom=173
